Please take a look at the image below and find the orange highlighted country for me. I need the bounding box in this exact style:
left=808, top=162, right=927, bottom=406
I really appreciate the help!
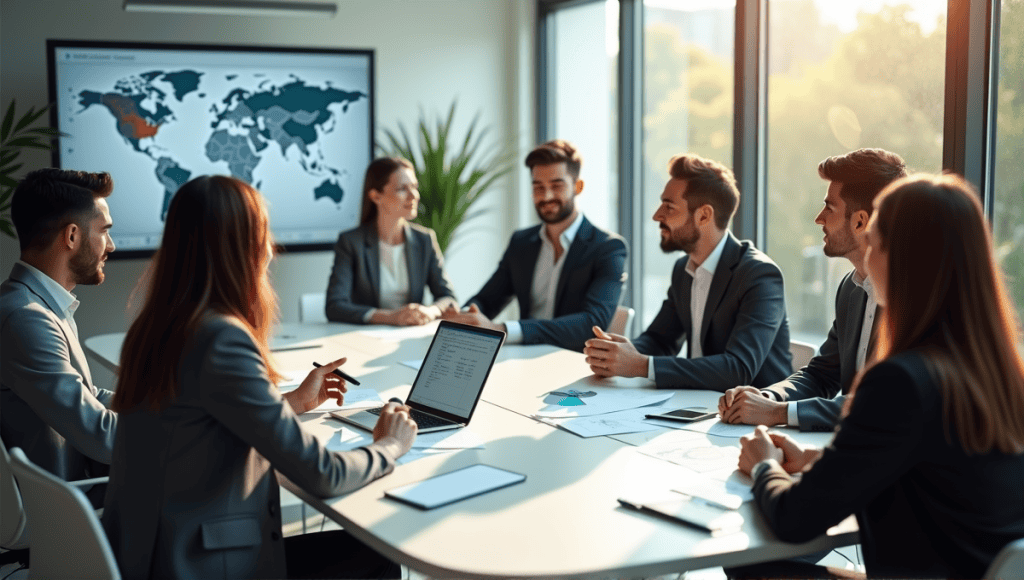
left=100, top=94, right=161, bottom=140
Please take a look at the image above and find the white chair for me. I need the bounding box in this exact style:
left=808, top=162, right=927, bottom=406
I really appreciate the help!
left=7, top=447, right=119, bottom=580
left=789, top=339, right=817, bottom=373
left=299, top=292, right=328, bottom=323
left=0, top=437, right=30, bottom=565
left=608, top=306, right=635, bottom=336
left=986, top=537, right=1024, bottom=579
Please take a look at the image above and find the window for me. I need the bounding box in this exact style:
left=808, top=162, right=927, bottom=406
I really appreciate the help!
left=993, top=0, right=1024, bottom=330
left=544, top=0, right=619, bottom=233
left=765, top=0, right=946, bottom=343
left=641, top=0, right=734, bottom=330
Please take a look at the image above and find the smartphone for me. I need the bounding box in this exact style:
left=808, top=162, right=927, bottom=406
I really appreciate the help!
left=645, top=408, right=717, bottom=423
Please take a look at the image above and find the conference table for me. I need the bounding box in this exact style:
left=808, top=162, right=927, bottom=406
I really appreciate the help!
left=84, top=321, right=857, bottom=579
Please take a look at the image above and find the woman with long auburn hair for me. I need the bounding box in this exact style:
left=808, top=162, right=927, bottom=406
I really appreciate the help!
left=735, top=174, right=1024, bottom=578
left=102, top=176, right=417, bottom=580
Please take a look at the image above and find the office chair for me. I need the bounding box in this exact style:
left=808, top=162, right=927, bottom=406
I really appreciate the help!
left=609, top=306, right=635, bottom=336
left=985, top=537, right=1024, bottom=579
left=300, top=292, right=328, bottom=323
left=789, top=340, right=817, bottom=373
left=0, top=437, right=29, bottom=567
left=7, top=447, right=119, bottom=580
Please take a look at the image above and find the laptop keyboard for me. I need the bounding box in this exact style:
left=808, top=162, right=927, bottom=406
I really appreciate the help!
left=365, top=406, right=455, bottom=429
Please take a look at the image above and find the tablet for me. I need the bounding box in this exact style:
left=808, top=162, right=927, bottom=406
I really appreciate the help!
left=385, top=464, right=526, bottom=510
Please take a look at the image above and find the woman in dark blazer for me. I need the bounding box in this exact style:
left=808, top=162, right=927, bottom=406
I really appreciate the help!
left=736, top=174, right=1024, bottom=578
left=103, top=176, right=418, bottom=579
left=326, top=157, right=457, bottom=325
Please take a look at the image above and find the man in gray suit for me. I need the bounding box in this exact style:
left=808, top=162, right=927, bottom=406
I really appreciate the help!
left=718, top=148, right=907, bottom=431
left=584, top=154, right=791, bottom=391
left=0, top=168, right=117, bottom=492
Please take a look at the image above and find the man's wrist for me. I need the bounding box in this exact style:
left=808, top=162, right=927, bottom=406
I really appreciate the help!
left=751, top=459, right=774, bottom=481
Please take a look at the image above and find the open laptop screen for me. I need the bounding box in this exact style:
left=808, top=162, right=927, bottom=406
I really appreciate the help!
left=407, top=322, right=504, bottom=419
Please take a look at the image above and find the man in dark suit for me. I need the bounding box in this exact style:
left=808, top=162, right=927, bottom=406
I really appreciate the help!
left=442, top=140, right=627, bottom=353
left=583, top=154, right=790, bottom=392
left=0, top=168, right=117, bottom=501
left=719, top=148, right=907, bottom=431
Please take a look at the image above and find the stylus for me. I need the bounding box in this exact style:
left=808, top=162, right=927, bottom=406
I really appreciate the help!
left=312, top=362, right=361, bottom=386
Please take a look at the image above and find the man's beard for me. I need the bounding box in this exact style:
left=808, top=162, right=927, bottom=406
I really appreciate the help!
left=822, top=223, right=857, bottom=258
left=535, top=197, right=575, bottom=224
left=70, top=237, right=104, bottom=285
left=660, top=224, right=699, bottom=254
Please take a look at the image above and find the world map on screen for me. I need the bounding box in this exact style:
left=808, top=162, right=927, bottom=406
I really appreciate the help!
left=76, top=69, right=366, bottom=221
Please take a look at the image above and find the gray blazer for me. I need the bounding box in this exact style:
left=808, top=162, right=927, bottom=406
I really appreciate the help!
left=633, top=232, right=792, bottom=391
left=0, top=262, right=116, bottom=481
left=762, top=271, right=874, bottom=431
left=102, top=315, right=399, bottom=579
left=325, top=222, right=457, bottom=323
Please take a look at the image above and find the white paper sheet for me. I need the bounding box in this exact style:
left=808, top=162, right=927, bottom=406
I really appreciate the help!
left=636, top=431, right=742, bottom=474
left=400, top=359, right=423, bottom=370
left=410, top=428, right=485, bottom=449
left=534, top=388, right=674, bottom=418
left=307, top=389, right=384, bottom=413
left=674, top=417, right=758, bottom=439
left=539, top=401, right=677, bottom=437
left=314, top=425, right=466, bottom=465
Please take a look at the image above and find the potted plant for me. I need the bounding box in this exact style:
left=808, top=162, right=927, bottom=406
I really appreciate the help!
left=378, top=101, right=513, bottom=254
left=1, top=101, right=64, bottom=238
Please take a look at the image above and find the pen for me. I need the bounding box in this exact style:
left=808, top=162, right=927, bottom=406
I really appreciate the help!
left=312, top=362, right=361, bottom=386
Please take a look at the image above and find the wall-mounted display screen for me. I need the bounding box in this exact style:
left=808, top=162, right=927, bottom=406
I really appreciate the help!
left=48, top=40, right=373, bottom=258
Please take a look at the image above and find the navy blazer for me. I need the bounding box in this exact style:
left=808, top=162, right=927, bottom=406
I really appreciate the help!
left=763, top=271, right=875, bottom=431
left=467, top=216, right=627, bottom=352
left=0, top=263, right=116, bottom=482
left=753, top=351, right=1024, bottom=577
left=633, top=232, right=791, bottom=391
left=325, top=222, right=457, bottom=323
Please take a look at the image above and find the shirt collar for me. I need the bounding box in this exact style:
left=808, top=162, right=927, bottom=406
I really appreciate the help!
left=851, top=269, right=873, bottom=293
left=686, top=231, right=729, bottom=277
left=16, top=260, right=78, bottom=314
left=543, top=212, right=585, bottom=249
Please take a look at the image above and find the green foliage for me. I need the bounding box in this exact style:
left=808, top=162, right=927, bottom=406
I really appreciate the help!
left=0, top=100, right=64, bottom=239
left=378, top=102, right=513, bottom=254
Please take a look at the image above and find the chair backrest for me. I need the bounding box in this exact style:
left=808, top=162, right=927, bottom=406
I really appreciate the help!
left=0, top=437, right=29, bottom=550
left=985, top=537, right=1024, bottom=579
left=299, top=292, right=328, bottom=323
left=609, top=306, right=635, bottom=336
left=7, top=447, right=120, bottom=580
left=789, top=340, right=817, bottom=373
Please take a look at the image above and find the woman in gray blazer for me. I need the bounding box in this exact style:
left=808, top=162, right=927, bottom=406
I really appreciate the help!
left=102, top=176, right=418, bottom=579
left=326, top=157, right=457, bottom=325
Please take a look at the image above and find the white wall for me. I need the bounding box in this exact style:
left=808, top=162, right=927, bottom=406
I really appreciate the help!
left=0, top=0, right=535, bottom=389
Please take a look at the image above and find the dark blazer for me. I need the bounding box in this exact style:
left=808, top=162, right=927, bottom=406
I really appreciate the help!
left=633, top=232, right=791, bottom=391
left=763, top=271, right=875, bottom=431
left=325, top=222, right=457, bottom=323
left=0, top=262, right=116, bottom=482
left=753, top=351, right=1024, bottom=578
left=102, top=315, right=399, bottom=579
left=466, top=216, right=627, bottom=352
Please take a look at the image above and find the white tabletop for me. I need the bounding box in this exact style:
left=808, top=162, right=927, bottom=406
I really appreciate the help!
left=83, top=322, right=858, bottom=578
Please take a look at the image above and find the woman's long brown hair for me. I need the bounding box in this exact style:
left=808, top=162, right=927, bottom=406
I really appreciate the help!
left=849, top=174, right=1024, bottom=454
left=113, top=176, right=282, bottom=412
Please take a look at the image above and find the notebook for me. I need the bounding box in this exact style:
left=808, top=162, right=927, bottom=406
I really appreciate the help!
left=331, top=320, right=505, bottom=433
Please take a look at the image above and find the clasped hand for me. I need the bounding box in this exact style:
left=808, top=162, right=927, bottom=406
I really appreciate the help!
left=583, top=326, right=648, bottom=378
left=385, top=303, right=441, bottom=326
left=718, top=386, right=788, bottom=425
left=439, top=303, right=504, bottom=332
left=737, top=425, right=822, bottom=476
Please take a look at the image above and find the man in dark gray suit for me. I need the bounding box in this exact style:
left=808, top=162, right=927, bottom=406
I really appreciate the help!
left=719, top=148, right=907, bottom=431
left=584, top=154, right=790, bottom=392
left=442, top=140, right=627, bottom=353
left=0, top=168, right=117, bottom=493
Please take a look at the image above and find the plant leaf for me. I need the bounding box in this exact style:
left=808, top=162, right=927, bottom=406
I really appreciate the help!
left=0, top=217, right=16, bottom=239
left=0, top=101, right=15, bottom=143
left=13, top=105, right=51, bottom=135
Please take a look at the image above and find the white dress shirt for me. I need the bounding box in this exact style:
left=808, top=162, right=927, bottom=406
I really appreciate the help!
left=504, top=212, right=585, bottom=344
left=377, top=240, right=410, bottom=310
left=786, top=269, right=878, bottom=426
left=17, top=260, right=80, bottom=337
left=648, top=233, right=729, bottom=381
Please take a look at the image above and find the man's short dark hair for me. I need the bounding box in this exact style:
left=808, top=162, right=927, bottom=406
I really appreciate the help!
left=668, top=154, right=739, bottom=229
left=525, top=139, right=582, bottom=181
left=11, top=168, right=113, bottom=252
left=818, top=148, right=907, bottom=217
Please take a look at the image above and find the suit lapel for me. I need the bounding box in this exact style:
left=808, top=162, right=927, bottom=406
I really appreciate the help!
left=362, top=225, right=381, bottom=306
left=677, top=255, right=694, bottom=357
left=553, top=217, right=591, bottom=315
left=517, top=226, right=543, bottom=318
left=699, top=233, right=741, bottom=353
left=403, top=225, right=425, bottom=304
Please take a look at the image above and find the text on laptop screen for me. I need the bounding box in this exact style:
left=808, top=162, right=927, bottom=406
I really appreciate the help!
left=409, top=326, right=503, bottom=417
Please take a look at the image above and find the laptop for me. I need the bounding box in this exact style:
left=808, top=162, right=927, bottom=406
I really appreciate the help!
left=331, top=320, right=505, bottom=433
